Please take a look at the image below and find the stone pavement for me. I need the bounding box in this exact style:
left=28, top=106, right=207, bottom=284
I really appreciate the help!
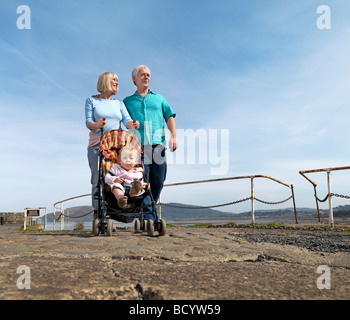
left=0, top=224, right=349, bottom=300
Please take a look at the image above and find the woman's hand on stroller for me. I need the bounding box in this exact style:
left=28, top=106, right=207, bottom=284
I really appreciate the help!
left=97, top=118, right=107, bottom=129
left=87, top=118, right=106, bottom=130
left=127, top=120, right=140, bottom=130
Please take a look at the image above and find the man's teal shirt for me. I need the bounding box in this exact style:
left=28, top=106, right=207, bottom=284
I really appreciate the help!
left=123, top=90, right=176, bottom=146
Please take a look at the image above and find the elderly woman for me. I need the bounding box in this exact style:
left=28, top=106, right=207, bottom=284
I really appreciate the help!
left=85, top=72, right=139, bottom=211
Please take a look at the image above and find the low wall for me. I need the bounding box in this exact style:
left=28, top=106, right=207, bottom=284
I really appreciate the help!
left=0, top=212, right=24, bottom=224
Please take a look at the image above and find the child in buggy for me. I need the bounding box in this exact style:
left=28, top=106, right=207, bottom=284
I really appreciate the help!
left=93, top=129, right=166, bottom=237
left=105, top=145, right=149, bottom=208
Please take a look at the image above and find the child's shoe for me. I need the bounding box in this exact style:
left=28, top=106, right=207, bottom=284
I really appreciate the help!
left=117, top=196, right=128, bottom=208
left=130, top=180, right=142, bottom=197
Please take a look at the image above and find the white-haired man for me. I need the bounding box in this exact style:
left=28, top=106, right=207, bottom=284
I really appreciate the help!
left=123, top=65, right=178, bottom=221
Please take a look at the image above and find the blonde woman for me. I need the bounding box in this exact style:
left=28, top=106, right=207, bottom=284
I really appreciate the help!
left=85, top=72, right=139, bottom=211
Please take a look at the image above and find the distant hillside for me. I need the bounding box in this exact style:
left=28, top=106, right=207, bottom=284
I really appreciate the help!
left=335, top=205, right=350, bottom=211
left=44, top=203, right=350, bottom=222
left=333, top=205, right=350, bottom=218
left=46, top=203, right=236, bottom=222
left=46, top=206, right=94, bottom=221
left=237, top=208, right=298, bottom=218
left=160, top=203, right=236, bottom=220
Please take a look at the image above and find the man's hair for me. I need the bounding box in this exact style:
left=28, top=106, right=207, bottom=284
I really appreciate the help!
left=97, top=72, right=118, bottom=94
left=131, top=65, right=150, bottom=85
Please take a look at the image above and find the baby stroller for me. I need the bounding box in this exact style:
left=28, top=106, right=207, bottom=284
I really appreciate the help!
left=92, top=129, right=166, bottom=237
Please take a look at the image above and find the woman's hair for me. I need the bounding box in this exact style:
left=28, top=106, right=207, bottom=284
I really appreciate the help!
left=97, top=72, right=118, bottom=94
left=131, top=65, right=150, bottom=85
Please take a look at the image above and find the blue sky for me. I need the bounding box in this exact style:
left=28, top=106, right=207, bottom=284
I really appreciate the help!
left=1, top=0, right=350, bottom=217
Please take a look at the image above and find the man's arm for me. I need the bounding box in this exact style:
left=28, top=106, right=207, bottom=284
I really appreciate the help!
left=166, top=116, right=178, bottom=152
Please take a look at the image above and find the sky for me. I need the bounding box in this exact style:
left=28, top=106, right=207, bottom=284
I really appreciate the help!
left=1, top=0, right=350, bottom=217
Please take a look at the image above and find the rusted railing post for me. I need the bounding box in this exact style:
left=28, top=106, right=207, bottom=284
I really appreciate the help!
left=60, top=202, right=64, bottom=231
left=250, top=177, right=255, bottom=225
left=23, top=208, right=27, bottom=231
left=44, top=208, right=47, bottom=231
left=291, top=185, right=298, bottom=224
left=326, top=169, right=334, bottom=228
left=313, top=185, right=321, bottom=223
left=67, top=209, right=69, bottom=231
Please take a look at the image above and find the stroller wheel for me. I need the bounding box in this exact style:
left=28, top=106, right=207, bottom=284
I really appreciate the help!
left=159, top=219, right=166, bottom=236
left=93, top=219, right=100, bottom=236
left=143, top=220, right=148, bottom=233
left=134, top=219, right=141, bottom=233
left=107, top=219, right=114, bottom=237
left=147, top=219, right=154, bottom=237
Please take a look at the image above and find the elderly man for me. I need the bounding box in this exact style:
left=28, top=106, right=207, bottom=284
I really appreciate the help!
left=123, top=65, right=178, bottom=221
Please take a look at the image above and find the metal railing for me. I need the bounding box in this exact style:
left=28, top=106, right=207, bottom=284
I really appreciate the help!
left=299, top=166, right=350, bottom=227
left=49, top=167, right=350, bottom=229
left=51, top=174, right=297, bottom=229
left=161, top=175, right=298, bottom=225
left=52, top=194, right=91, bottom=231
